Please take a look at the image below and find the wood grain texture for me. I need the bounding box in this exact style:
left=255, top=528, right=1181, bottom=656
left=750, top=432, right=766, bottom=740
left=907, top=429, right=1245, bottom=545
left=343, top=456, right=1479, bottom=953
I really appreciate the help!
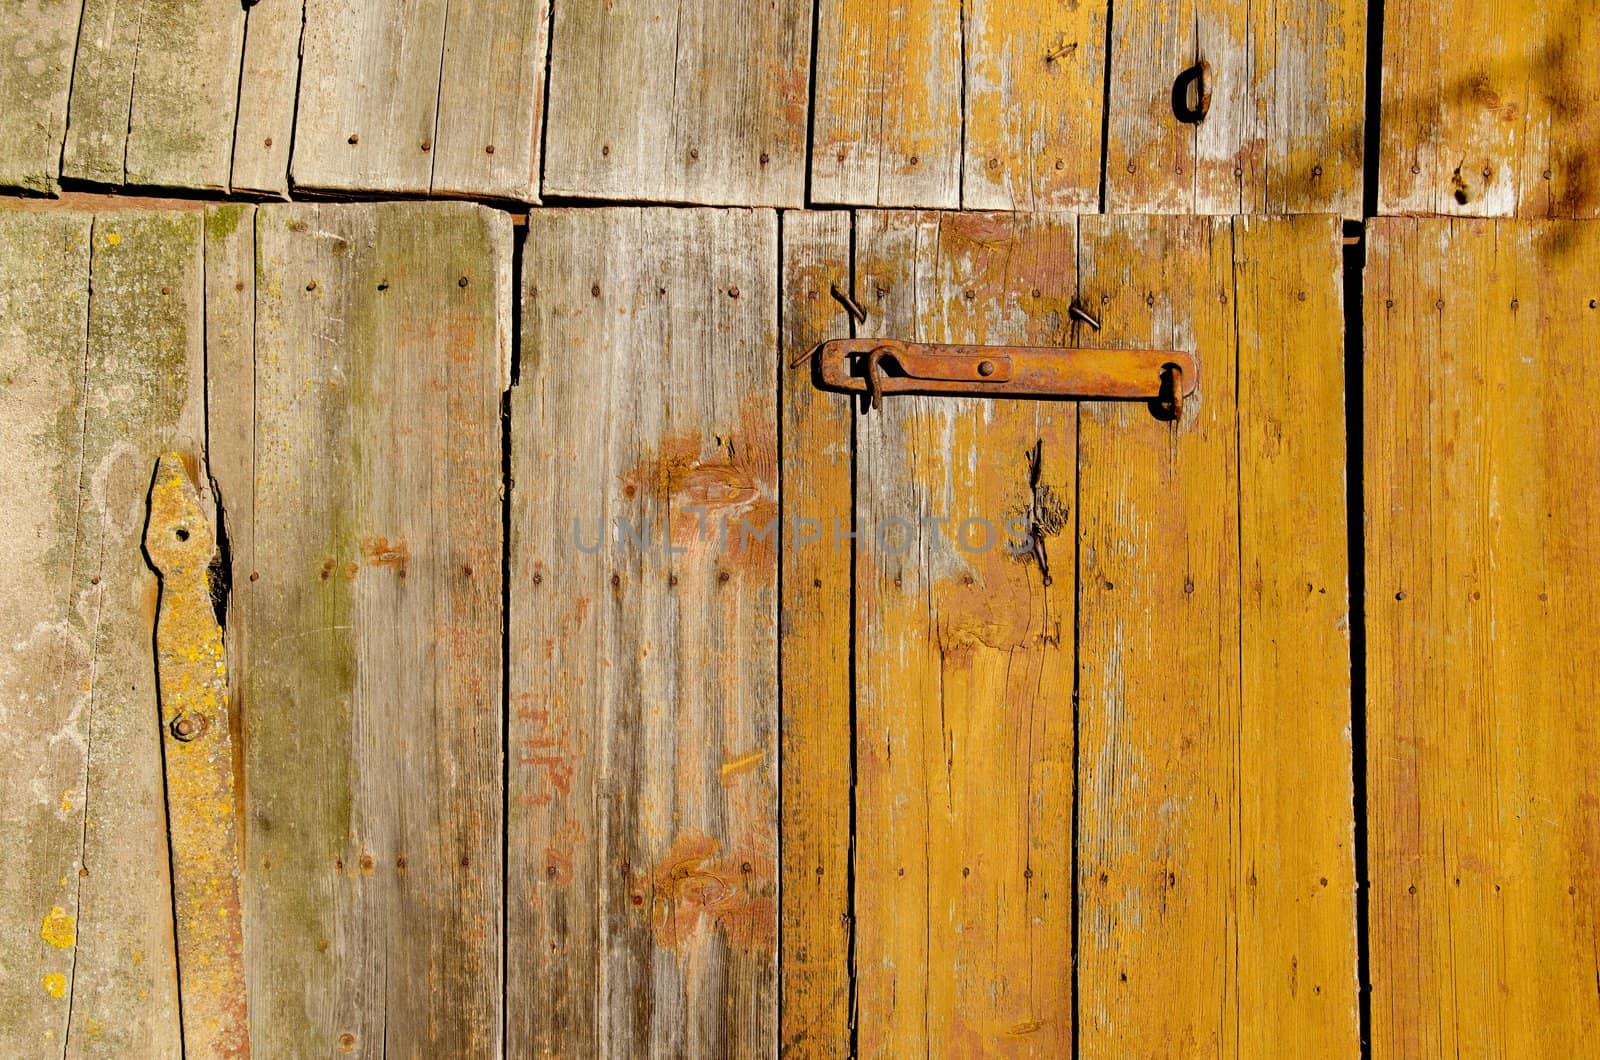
left=777, top=209, right=854, bottom=1057
left=63, top=0, right=246, bottom=190
left=543, top=0, right=809, bottom=206
left=291, top=0, right=448, bottom=194
left=962, top=0, right=1107, bottom=211
left=1379, top=0, right=1600, bottom=217
left=1103, top=0, right=1364, bottom=217
left=852, top=211, right=1077, bottom=1056
left=510, top=207, right=779, bottom=1057
left=811, top=0, right=962, bottom=208
left=1366, top=217, right=1600, bottom=1056
left=231, top=0, right=306, bottom=197
left=1075, top=214, right=1356, bottom=1053
left=0, top=211, right=208, bottom=1058
left=0, top=0, right=83, bottom=193
left=431, top=0, right=549, bottom=202
left=242, top=201, right=508, bottom=1058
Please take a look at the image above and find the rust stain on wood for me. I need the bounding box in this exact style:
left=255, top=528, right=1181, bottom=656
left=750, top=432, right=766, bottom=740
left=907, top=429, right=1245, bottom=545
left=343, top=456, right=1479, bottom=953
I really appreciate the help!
left=638, top=831, right=777, bottom=954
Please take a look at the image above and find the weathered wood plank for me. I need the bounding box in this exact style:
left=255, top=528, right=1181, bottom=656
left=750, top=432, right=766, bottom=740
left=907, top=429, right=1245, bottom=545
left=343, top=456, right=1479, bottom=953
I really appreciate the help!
left=777, top=209, right=854, bottom=1057
left=1103, top=0, right=1364, bottom=216
left=0, top=211, right=97, bottom=1056
left=231, top=0, right=306, bottom=197
left=0, top=211, right=206, bottom=1057
left=0, top=1, right=83, bottom=193
left=291, top=0, right=449, bottom=194
left=1366, top=217, right=1600, bottom=1055
left=811, top=0, right=962, bottom=208
left=510, top=207, right=779, bottom=1056
left=1231, top=214, right=1358, bottom=1054
left=431, top=0, right=549, bottom=202
left=243, top=201, right=508, bottom=1057
left=544, top=2, right=810, bottom=206
left=63, top=1, right=246, bottom=190
left=1379, top=1, right=1600, bottom=217
left=1075, top=214, right=1356, bottom=1051
left=852, top=211, right=1076, bottom=1055
left=962, top=0, right=1107, bottom=211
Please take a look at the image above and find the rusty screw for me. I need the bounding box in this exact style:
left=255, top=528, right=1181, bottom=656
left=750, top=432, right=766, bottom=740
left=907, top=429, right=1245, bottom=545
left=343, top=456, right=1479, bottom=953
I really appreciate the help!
left=170, top=713, right=207, bottom=742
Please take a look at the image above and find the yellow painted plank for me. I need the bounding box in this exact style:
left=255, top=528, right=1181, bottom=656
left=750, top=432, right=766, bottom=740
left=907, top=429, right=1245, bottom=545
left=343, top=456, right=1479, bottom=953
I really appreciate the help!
left=1379, top=2, right=1600, bottom=217
left=1105, top=0, right=1364, bottom=216
left=1076, top=214, right=1356, bottom=1052
left=812, top=1, right=963, bottom=208
left=778, top=209, right=855, bottom=1057
left=962, top=0, right=1107, bottom=211
left=1366, top=216, right=1600, bottom=1055
left=853, top=211, right=1077, bottom=1056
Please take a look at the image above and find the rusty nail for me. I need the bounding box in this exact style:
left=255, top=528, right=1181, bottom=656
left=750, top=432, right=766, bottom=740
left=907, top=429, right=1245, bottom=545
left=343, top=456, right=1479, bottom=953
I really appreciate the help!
left=348, top=134, right=359, bottom=145
left=458, top=276, right=470, bottom=288
left=1069, top=301, right=1102, bottom=329
left=831, top=281, right=868, bottom=325
left=977, top=360, right=997, bottom=377
left=1045, top=40, right=1077, bottom=62
left=485, top=144, right=495, bottom=154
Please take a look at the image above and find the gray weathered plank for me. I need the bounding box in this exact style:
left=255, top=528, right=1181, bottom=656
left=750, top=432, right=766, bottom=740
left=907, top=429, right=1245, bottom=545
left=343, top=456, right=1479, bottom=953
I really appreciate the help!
left=431, top=0, right=549, bottom=202
left=290, top=0, right=449, bottom=194
left=543, top=2, right=810, bottom=206
left=0, top=210, right=207, bottom=1058
left=510, top=207, right=779, bottom=1056
left=0, top=1, right=83, bottom=193
left=242, top=201, right=507, bottom=1057
left=63, top=1, right=246, bottom=190
left=0, top=211, right=96, bottom=1057
left=231, top=0, right=306, bottom=197
left=810, top=0, right=963, bottom=208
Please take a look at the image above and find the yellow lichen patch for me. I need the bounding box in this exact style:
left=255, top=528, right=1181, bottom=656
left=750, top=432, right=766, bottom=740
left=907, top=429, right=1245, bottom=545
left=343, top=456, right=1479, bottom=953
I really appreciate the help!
left=40, top=905, right=76, bottom=949
left=105, top=231, right=120, bottom=247
left=42, top=973, right=66, bottom=999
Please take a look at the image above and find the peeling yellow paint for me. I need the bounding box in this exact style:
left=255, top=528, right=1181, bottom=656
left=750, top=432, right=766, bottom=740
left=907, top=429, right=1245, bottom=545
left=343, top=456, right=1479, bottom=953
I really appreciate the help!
left=42, top=973, right=66, bottom=999
left=40, top=905, right=75, bottom=949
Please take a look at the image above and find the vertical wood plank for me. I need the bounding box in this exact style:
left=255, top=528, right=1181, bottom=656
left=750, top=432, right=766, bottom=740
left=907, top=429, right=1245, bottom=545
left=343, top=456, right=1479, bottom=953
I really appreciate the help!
left=811, top=1, right=962, bottom=208
left=510, top=207, right=779, bottom=1057
left=777, top=209, right=854, bottom=1057
left=852, top=210, right=1076, bottom=1056
left=543, top=1, right=810, bottom=206
left=0, top=211, right=204, bottom=1057
left=1366, top=217, right=1600, bottom=1055
left=1104, top=0, right=1363, bottom=217
left=0, top=1, right=83, bottom=193
left=1379, top=1, right=1600, bottom=218
left=431, top=0, right=549, bottom=202
left=0, top=212, right=96, bottom=1055
left=290, top=0, right=449, bottom=194
left=63, top=0, right=246, bottom=190
left=1232, top=214, right=1358, bottom=1055
left=1074, top=214, right=1242, bottom=1053
left=231, top=0, right=307, bottom=197
left=962, top=0, right=1107, bottom=211
left=243, top=201, right=507, bottom=1058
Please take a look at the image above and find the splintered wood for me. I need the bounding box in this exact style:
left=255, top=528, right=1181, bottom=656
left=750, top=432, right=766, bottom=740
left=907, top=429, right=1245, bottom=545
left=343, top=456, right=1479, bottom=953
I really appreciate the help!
left=510, top=208, right=780, bottom=1056
left=1366, top=217, right=1600, bottom=1054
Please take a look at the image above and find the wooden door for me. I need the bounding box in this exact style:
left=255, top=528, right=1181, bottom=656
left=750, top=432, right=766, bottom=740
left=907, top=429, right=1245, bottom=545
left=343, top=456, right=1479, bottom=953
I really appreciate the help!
left=779, top=211, right=1358, bottom=1055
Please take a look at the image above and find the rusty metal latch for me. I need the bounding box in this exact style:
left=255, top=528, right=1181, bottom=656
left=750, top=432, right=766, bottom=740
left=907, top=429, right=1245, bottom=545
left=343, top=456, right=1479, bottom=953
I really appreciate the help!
left=145, top=453, right=250, bottom=1060
left=808, top=338, right=1198, bottom=418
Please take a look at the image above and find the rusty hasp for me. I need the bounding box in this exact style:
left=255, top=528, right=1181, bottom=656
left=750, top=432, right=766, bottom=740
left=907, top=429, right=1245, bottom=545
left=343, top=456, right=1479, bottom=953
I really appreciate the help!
left=144, top=453, right=250, bottom=1059
left=809, top=337, right=1197, bottom=416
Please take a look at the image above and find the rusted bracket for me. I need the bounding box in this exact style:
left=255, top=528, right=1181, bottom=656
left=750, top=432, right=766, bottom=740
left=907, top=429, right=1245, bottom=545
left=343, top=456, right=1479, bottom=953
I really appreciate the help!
left=145, top=454, right=250, bottom=1060
left=809, top=338, right=1198, bottom=418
